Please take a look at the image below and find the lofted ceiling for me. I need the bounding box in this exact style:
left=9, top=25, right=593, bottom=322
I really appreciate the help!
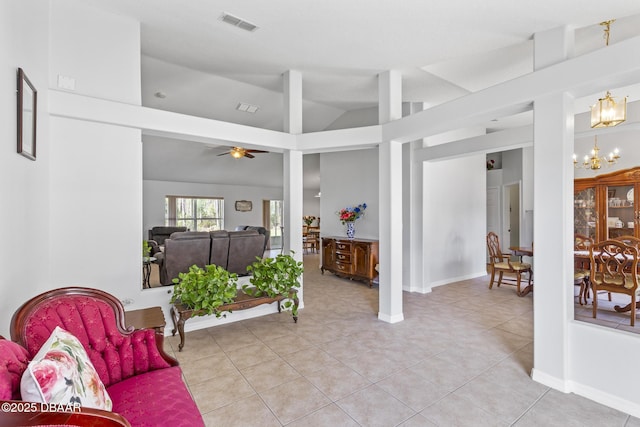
left=82, top=0, right=640, bottom=186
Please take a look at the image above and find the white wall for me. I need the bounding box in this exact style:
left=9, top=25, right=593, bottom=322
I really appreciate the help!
left=319, top=149, right=379, bottom=239
left=143, top=180, right=283, bottom=235
left=0, top=0, right=51, bottom=338
left=325, top=106, right=378, bottom=131
left=46, top=0, right=144, bottom=312
left=424, top=154, right=487, bottom=287
left=303, top=190, right=321, bottom=221
left=49, top=118, right=142, bottom=293
left=501, top=148, right=523, bottom=185
left=50, top=0, right=141, bottom=104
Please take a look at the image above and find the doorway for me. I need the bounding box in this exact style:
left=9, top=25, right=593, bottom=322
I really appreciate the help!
left=263, top=200, right=283, bottom=250
left=503, top=182, right=521, bottom=249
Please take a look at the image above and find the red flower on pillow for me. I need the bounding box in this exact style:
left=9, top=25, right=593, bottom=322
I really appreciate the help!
left=32, top=362, right=60, bottom=398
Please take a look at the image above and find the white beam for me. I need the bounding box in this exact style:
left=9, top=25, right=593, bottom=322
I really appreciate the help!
left=384, top=35, right=640, bottom=143
left=49, top=90, right=296, bottom=151
left=414, top=125, right=533, bottom=163
left=297, top=125, right=382, bottom=153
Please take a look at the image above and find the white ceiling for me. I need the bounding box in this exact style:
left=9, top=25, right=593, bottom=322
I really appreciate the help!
left=82, top=0, right=640, bottom=186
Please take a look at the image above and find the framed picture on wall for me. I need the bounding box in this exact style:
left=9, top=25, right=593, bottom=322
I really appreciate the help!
left=235, top=200, right=252, bottom=212
left=17, top=68, right=37, bottom=161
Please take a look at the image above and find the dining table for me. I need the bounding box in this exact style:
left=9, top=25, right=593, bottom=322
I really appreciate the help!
left=573, top=249, right=639, bottom=313
left=509, top=246, right=534, bottom=296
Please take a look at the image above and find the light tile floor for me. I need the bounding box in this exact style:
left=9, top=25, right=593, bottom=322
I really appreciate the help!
left=163, top=254, right=639, bottom=426
left=574, top=285, right=640, bottom=333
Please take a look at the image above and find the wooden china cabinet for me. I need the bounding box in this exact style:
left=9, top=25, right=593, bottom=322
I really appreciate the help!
left=321, top=237, right=379, bottom=287
left=574, top=167, right=640, bottom=243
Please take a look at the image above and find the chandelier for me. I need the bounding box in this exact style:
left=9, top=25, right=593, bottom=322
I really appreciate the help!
left=590, top=20, right=627, bottom=128
left=574, top=136, right=620, bottom=170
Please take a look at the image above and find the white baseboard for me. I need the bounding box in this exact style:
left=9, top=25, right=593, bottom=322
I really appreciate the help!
left=531, top=368, right=640, bottom=418
left=571, top=380, right=640, bottom=418
left=429, top=271, right=487, bottom=289
left=378, top=312, right=404, bottom=323
left=530, top=368, right=571, bottom=392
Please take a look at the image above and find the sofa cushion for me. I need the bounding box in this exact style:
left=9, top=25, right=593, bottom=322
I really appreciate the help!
left=0, top=338, right=30, bottom=400
left=21, top=326, right=112, bottom=410
left=169, top=231, right=211, bottom=240
left=162, top=233, right=212, bottom=285
left=148, top=226, right=188, bottom=245
left=108, top=366, right=204, bottom=427
left=227, top=231, right=265, bottom=275
left=18, top=296, right=172, bottom=387
left=210, top=230, right=230, bottom=268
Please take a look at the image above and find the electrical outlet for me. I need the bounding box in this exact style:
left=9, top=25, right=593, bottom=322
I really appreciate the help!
left=121, top=298, right=134, bottom=306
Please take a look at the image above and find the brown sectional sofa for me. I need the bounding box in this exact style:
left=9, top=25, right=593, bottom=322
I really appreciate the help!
left=155, top=230, right=266, bottom=285
left=147, top=226, right=188, bottom=246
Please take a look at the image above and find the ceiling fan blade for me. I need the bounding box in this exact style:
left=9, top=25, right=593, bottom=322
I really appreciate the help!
left=217, top=152, right=231, bottom=156
left=244, top=152, right=255, bottom=158
left=246, top=149, right=269, bottom=154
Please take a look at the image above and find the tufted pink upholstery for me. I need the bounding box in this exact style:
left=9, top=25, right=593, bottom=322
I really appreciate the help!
left=0, top=338, right=30, bottom=400
left=108, top=366, right=203, bottom=427
left=15, top=295, right=170, bottom=387
left=8, top=287, right=205, bottom=426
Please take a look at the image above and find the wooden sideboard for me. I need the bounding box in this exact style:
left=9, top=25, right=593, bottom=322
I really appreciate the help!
left=321, top=237, right=379, bottom=287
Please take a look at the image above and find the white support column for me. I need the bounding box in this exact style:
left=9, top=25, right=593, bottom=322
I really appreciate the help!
left=407, top=103, right=426, bottom=292
left=379, top=71, right=402, bottom=124
left=283, top=150, right=304, bottom=257
left=530, top=26, right=574, bottom=390
left=378, top=70, right=404, bottom=323
left=283, top=70, right=302, bottom=135
left=282, top=70, right=303, bottom=295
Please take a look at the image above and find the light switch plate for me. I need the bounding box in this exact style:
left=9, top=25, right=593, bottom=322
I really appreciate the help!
left=57, top=74, right=75, bottom=90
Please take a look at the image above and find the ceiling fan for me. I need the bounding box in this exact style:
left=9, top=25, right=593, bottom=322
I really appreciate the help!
left=217, top=146, right=269, bottom=159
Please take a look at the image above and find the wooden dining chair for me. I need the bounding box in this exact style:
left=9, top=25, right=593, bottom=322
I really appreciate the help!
left=574, top=234, right=594, bottom=305
left=302, top=229, right=318, bottom=254
left=616, top=235, right=640, bottom=248
left=486, top=232, right=532, bottom=296
left=590, top=239, right=640, bottom=326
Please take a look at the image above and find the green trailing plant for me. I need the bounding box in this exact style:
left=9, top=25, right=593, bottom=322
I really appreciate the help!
left=243, top=252, right=304, bottom=316
left=142, top=240, right=152, bottom=258
left=170, top=264, right=238, bottom=317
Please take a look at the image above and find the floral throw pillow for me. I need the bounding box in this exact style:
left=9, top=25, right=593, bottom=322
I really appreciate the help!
left=20, top=326, right=112, bottom=410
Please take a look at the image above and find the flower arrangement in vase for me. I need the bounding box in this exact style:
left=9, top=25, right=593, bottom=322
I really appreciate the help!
left=303, top=215, right=316, bottom=226
left=337, top=203, right=367, bottom=239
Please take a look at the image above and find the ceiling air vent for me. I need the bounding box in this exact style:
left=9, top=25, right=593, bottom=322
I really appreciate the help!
left=220, top=12, right=258, bottom=32
left=236, top=102, right=259, bottom=113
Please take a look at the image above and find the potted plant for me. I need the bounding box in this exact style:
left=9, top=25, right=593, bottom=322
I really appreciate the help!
left=170, top=264, right=238, bottom=317
left=243, top=252, right=304, bottom=316
left=142, top=240, right=152, bottom=258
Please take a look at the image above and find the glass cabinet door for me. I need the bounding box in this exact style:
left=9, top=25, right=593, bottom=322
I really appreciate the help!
left=605, top=184, right=635, bottom=239
left=574, top=188, right=596, bottom=240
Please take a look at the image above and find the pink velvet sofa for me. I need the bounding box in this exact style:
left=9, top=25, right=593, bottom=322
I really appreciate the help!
left=0, top=287, right=204, bottom=427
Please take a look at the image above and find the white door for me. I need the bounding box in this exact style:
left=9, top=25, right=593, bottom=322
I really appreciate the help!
left=487, top=187, right=501, bottom=260
left=503, top=183, right=521, bottom=250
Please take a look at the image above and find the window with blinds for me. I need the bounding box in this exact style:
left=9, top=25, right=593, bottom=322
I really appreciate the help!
left=165, top=196, right=224, bottom=231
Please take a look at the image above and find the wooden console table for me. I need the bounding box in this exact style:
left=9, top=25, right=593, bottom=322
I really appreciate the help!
left=321, top=237, right=379, bottom=287
left=125, top=306, right=166, bottom=333
left=170, top=290, right=298, bottom=351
